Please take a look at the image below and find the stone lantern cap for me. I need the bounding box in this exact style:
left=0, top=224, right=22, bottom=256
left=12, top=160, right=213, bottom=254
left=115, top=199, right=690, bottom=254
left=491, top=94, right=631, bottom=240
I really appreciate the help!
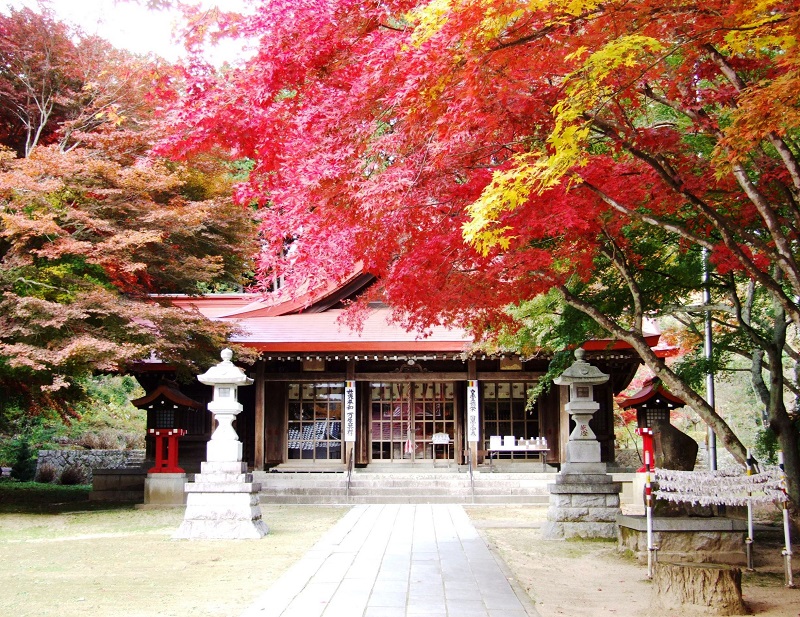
left=197, top=348, right=254, bottom=387
left=554, top=348, right=609, bottom=386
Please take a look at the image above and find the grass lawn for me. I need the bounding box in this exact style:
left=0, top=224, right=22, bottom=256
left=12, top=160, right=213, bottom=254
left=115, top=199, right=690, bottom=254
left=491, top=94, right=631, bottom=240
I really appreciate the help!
left=0, top=481, right=349, bottom=617
left=2, top=483, right=796, bottom=617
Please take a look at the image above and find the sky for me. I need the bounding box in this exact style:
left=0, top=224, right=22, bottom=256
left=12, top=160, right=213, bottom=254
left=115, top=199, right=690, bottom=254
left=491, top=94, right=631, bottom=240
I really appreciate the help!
left=3, top=0, right=250, bottom=63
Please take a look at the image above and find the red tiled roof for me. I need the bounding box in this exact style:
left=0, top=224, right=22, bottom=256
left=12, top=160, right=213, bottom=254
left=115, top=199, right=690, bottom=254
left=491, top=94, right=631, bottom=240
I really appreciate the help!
left=131, top=384, right=204, bottom=409
left=164, top=293, right=667, bottom=357
left=582, top=318, right=675, bottom=358
left=158, top=270, right=375, bottom=319
left=163, top=294, right=261, bottom=318
left=229, top=308, right=473, bottom=352
left=616, top=377, right=685, bottom=408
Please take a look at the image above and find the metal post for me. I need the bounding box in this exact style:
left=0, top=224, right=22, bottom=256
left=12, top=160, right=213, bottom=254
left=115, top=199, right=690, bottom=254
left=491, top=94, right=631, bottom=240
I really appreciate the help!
left=703, top=249, right=717, bottom=471
left=778, top=451, right=795, bottom=587
left=645, top=449, right=656, bottom=579
left=745, top=449, right=755, bottom=571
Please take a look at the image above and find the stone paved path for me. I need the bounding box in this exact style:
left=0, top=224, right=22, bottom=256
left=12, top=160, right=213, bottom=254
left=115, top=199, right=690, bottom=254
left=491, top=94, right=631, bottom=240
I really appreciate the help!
left=240, top=504, right=539, bottom=617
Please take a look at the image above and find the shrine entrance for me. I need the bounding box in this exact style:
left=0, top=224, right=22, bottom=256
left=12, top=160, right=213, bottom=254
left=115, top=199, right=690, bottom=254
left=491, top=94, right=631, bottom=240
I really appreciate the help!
left=369, top=381, right=456, bottom=463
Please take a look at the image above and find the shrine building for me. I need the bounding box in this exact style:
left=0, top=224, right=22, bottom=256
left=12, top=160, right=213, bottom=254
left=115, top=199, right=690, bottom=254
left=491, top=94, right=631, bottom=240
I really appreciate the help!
left=134, top=273, right=666, bottom=473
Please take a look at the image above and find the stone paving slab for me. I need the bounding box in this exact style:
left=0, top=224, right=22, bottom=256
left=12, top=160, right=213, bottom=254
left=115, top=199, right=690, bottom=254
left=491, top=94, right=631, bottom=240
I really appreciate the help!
left=240, top=504, right=539, bottom=617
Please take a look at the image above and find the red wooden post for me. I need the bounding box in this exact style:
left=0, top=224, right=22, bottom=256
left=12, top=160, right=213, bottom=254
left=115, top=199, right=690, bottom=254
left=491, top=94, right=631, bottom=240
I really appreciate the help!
left=636, top=427, right=654, bottom=472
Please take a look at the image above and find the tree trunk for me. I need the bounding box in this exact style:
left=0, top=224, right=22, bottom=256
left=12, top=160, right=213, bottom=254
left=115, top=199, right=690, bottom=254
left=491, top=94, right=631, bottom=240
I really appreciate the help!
left=652, top=562, right=747, bottom=615
left=773, top=412, right=800, bottom=506
left=560, top=289, right=749, bottom=464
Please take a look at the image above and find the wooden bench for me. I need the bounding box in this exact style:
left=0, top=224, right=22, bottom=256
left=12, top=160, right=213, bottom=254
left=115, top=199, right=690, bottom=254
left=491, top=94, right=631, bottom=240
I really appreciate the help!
left=487, top=435, right=549, bottom=471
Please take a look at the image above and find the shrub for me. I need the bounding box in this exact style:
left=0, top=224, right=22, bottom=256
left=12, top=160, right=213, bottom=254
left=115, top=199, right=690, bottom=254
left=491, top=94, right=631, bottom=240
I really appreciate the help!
left=76, top=432, right=101, bottom=449
left=120, top=431, right=144, bottom=450
left=9, top=438, right=37, bottom=482
left=35, top=463, right=58, bottom=484
left=59, top=465, right=87, bottom=485
left=754, top=427, right=778, bottom=465
left=76, top=428, right=131, bottom=450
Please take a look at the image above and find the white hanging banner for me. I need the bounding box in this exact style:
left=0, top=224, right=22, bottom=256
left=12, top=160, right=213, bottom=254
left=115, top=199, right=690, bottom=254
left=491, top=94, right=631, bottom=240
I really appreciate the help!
left=344, top=381, right=356, bottom=442
left=466, top=380, right=480, bottom=442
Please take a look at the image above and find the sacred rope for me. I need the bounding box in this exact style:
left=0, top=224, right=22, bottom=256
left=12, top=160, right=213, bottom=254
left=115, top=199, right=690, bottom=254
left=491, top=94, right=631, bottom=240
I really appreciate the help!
left=654, top=467, right=788, bottom=507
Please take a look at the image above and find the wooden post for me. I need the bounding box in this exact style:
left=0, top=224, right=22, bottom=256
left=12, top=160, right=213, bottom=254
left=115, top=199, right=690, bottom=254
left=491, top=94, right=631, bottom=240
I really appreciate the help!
left=253, top=360, right=265, bottom=471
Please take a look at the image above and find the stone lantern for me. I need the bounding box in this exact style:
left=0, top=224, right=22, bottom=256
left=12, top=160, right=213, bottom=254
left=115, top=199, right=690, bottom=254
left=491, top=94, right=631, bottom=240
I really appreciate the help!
left=543, top=348, right=621, bottom=539
left=554, top=347, right=610, bottom=473
left=174, top=349, right=267, bottom=539
left=197, top=348, right=253, bottom=464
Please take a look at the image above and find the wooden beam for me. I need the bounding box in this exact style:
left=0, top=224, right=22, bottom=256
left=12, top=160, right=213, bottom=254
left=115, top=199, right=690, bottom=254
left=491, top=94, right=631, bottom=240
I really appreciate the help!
left=356, top=372, right=469, bottom=382
left=476, top=371, right=543, bottom=381
left=260, top=372, right=473, bottom=382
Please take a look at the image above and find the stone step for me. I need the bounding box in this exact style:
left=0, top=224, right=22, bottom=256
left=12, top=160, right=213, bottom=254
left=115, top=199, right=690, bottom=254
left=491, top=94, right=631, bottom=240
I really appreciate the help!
left=257, top=492, right=550, bottom=505
left=255, top=471, right=555, bottom=482
left=253, top=470, right=555, bottom=504
left=256, top=482, right=551, bottom=495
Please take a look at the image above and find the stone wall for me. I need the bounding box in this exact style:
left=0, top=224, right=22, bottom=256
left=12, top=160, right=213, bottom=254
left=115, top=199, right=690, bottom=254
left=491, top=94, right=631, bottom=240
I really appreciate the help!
left=36, top=449, right=145, bottom=483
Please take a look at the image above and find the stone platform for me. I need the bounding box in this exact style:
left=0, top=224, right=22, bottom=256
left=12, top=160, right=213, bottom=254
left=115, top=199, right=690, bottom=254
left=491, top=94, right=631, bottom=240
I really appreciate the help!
left=617, top=514, right=747, bottom=565
left=140, top=472, right=187, bottom=508
left=174, top=461, right=268, bottom=539
left=541, top=472, right=622, bottom=539
left=90, top=467, right=146, bottom=502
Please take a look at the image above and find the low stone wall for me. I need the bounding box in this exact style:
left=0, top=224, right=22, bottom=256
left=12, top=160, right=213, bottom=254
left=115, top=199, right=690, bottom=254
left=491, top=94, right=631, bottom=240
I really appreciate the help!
left=36, top=449, right=145, bottom=483
left=91, top=468, right=147, bottom=502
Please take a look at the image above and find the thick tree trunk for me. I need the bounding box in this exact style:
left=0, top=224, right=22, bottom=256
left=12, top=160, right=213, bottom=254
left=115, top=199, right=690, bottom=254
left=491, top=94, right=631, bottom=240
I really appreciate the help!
left=652, top=562, right=747, bottom=615
left=773, top=412, right=800, bottom=506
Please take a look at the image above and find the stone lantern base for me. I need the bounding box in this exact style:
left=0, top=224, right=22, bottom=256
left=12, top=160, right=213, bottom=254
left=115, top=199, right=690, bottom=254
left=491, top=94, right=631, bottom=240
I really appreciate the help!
left=173, top=462, right=268, bottom=540
left=541, top=472, right=622, bottom=540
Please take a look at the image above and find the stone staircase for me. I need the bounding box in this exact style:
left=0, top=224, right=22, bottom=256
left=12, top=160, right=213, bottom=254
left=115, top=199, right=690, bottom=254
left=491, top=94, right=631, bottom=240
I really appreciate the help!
left=123, top=450, right=147, bottom=469
left=253, top=466, right=556, bottom=505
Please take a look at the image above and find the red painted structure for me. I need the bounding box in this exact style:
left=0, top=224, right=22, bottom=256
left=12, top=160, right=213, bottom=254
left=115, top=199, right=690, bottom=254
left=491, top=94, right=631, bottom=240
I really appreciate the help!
left=618, top=377, right=685, bottom=472
left=635, top=427, right=654, bottom=473
left=132, top=384, right=203, bottom=474
left=148, top=428, right=188, bottom=473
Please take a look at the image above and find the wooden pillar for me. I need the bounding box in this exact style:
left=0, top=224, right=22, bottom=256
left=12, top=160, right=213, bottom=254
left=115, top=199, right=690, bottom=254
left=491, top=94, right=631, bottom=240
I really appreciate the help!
left=540, top=388, right=561, bottom=465
left=253, top=359, right=265, bottom=471
left=263, top=381, right=286, bottom=465
left=357, top=381, right=370, bottom=465
left=559, top=383, right=570, bottom=465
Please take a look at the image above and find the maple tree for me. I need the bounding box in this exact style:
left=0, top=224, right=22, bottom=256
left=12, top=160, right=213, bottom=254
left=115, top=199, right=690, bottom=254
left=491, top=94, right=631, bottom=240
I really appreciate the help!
left=160, top=0, right=800, bottom=503
left=0, top=6, right=81, bottom=156
left=0, top=5, right=174, bottom=157
left=0, top=5, right=259, bottom=417
left=0, top=137, right=258, bottom=416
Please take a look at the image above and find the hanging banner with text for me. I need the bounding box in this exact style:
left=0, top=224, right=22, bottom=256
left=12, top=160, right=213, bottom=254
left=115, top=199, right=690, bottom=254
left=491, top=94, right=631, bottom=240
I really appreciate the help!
left=344, top=381, right=356, bottom=442
left=466, top=380, right=480, bottom=442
